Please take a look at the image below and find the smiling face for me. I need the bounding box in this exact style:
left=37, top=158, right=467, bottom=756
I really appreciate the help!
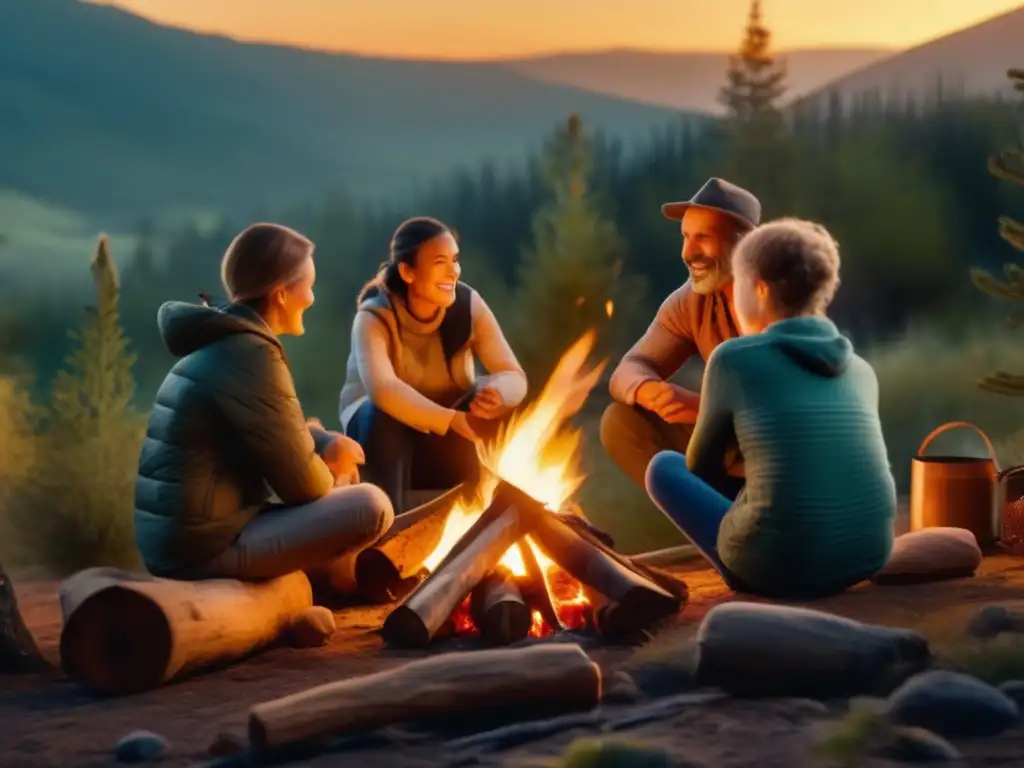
left=398, top=230, right=461, bottom=312
left=680, top=207, right=740, bottom=295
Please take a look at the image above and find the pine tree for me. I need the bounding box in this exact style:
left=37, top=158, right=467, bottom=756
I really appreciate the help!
left=719, top=0, right=787, bottom=124
left=717, top=0, right=795, bottom=212
left=512, top=114, right=646, bottom=390
left=51, top=235, right=137, bottom=436
left=9, top=236, right=143, bottom=573
left=971, top=68, right=1024, bottom=396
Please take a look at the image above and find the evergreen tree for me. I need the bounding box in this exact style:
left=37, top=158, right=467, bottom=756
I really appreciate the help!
left=9, top=236, right=143, bottom=574
left=971, top=68, right=1024, bottom=395
left=51, top=235, right=138, bottom=436
left=512, top=114, right=646, bottom=390
left=717, top=0, right=795, bottom=213
left=719, top=0, right=787, bottom=123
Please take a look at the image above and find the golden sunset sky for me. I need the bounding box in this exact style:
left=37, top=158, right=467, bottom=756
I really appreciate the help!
left=92, top=0, right=1023, bottom=59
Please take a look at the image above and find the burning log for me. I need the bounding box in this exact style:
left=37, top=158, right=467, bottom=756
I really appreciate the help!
left=470, top=566, right=531, bottom=646
left=529, top=512, right=683, bottom=638
left=520, top=536, right=564, bottom=633
left=59, top=567, right=313, bottom=696
left=355, top=484, right=467, bottom=602
left=381, top=482, right=541, bottom=648
left=248, top=643, right=602, bottom=755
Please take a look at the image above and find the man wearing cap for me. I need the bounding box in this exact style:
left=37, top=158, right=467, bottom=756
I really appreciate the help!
left=601, top=177, right=761, bottom=497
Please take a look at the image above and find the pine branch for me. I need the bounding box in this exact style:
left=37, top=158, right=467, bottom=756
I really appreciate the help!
left=971, top=267, right=1024, bottom=301
left=979, top=372, right=1024, bottom=396
left=998, top=216, right=1024, bottom=253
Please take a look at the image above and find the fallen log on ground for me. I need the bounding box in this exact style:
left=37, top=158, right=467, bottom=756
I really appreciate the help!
left=248, top=642, right=602, bottom=755
left=0, top=564, right=48, bottom=674
left=470, top=565, right=531, bottom=646
left=355, top=484, right=467, bottom=602
left=381, top=482, right=540, bottom=648
left=59, top=567, right=314, bottom=695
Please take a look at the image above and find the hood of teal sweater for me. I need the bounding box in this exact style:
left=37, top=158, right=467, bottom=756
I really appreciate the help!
left=766, top=316, right=853, bottom=377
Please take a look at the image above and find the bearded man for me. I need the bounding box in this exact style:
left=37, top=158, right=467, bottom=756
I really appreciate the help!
left=601, top=177, right=761, bottom=497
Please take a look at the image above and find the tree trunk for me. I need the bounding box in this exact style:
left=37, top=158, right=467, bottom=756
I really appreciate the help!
left=59, top=567, right=313, bottom=695
left=0, top=564, right=48, bottom=674
left=248, top=643, right=602, bottom=755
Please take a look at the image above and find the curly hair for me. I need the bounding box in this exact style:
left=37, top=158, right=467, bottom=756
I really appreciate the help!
left=732, top=218, right=841, bottom=317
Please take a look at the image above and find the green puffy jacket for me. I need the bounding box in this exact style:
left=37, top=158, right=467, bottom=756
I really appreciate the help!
left=134, top=301, right=335, bottom=576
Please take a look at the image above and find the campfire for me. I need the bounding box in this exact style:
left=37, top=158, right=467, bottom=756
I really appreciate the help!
left=354, top=332, right=687, bottom=648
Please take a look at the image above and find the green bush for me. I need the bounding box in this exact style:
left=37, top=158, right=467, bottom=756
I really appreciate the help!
left=865, top=321, right=1024, bottom=492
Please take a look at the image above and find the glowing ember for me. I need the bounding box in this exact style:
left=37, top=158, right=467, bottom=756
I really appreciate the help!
left=422, top=331, right=607, bottom=637
left=605, top=299, right=614, bottom=318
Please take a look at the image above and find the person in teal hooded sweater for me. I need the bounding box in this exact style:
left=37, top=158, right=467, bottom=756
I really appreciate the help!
left=645, top=218, right=896, bottom=599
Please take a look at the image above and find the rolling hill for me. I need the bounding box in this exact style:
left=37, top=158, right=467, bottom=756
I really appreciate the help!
left=501, top=47, right=893, bottom=113
left=0, top=0, right=692, bottom=237
left=796, top=5, right=1024, bottom=106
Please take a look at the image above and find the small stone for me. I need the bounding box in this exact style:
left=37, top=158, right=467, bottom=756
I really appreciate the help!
left=207, top=731, right=245, bottom=757
left=880, top=726, right=963, bottom=763
left=998, top=679, right=1024, bottom=707
left=115, top=730, right=168, bottom=763
left=966, top=605, right=1012, bottom=639
left=872, top=528, right=981, bottom=585
left=289, top=606, right=336, bottom=648
left=603, top=671, right=641, bottom=704
left=888, top=670, right=1019, bottom=737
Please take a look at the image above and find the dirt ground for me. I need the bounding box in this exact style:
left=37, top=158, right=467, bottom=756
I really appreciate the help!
left=5, top=557, right=1024, bottom=767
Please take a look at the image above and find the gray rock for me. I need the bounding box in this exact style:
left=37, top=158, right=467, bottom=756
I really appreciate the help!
left=880, top=726, right=963, bottom=763
left=888, top=670, right=1020, bottom=737
left=999, top=679, right=1024, bottom=706
left=603, top=670, right=641, bottom=704
left=965, top=605, right=1012, bottom=639
left=115, top=730, right=168, bottom=763
left=694, top=602, right=931, bottom=698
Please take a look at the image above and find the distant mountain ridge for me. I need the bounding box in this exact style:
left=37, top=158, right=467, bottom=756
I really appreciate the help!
left=796, top=5, right=1024, bottom=106
left=0, top=0, right=691, bottom=232
left=500, top=47, right=894, bottom=113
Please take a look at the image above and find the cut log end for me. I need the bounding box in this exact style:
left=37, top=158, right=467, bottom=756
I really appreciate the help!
left=60, top=586, right=172, bottom=696
left=354, top=548, right=403, bottom=602
left=381, top=605, right=432, bottom=649
left=471, top=568, right=531, bottom=646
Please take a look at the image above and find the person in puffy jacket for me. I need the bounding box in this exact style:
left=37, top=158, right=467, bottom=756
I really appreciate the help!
left=134, top=223, right=394, bottom=585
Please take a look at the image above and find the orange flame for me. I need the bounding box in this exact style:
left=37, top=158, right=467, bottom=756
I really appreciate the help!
left=605, top=299, right=614, bottom=318
left=422, top=331, right=607, bottom=629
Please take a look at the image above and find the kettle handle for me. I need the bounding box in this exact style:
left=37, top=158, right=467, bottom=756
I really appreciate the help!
left=918, top=421, right=1000, bottom=473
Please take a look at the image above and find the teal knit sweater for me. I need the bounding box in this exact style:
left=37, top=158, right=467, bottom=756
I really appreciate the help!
left=688, top=316, right=896, bottom=597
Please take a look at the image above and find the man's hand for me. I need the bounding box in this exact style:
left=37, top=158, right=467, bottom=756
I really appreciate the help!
left=636, top=381, right=699, bottom=425
left=469, top=387, right=506, bottom=420
left=322, top=434, right=365, bottom=484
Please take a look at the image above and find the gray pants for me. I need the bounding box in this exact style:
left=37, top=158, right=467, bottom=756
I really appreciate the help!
left=600, top=402, right=743, bottom=499
left=187, top=484, right=394, bottom=589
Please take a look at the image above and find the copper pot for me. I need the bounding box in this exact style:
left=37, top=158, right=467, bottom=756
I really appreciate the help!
left=910, top=421, right=999, bottom=546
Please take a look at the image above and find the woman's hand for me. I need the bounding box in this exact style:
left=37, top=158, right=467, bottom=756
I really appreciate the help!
left=322, top=434, right=365, bottom=484
left=449, top=411, right=483, bottom=444
left=469, top=387, right=506, bottom=420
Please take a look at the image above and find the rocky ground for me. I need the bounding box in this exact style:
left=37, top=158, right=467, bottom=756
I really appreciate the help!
left=4, top=555, right=1024, bottom=767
